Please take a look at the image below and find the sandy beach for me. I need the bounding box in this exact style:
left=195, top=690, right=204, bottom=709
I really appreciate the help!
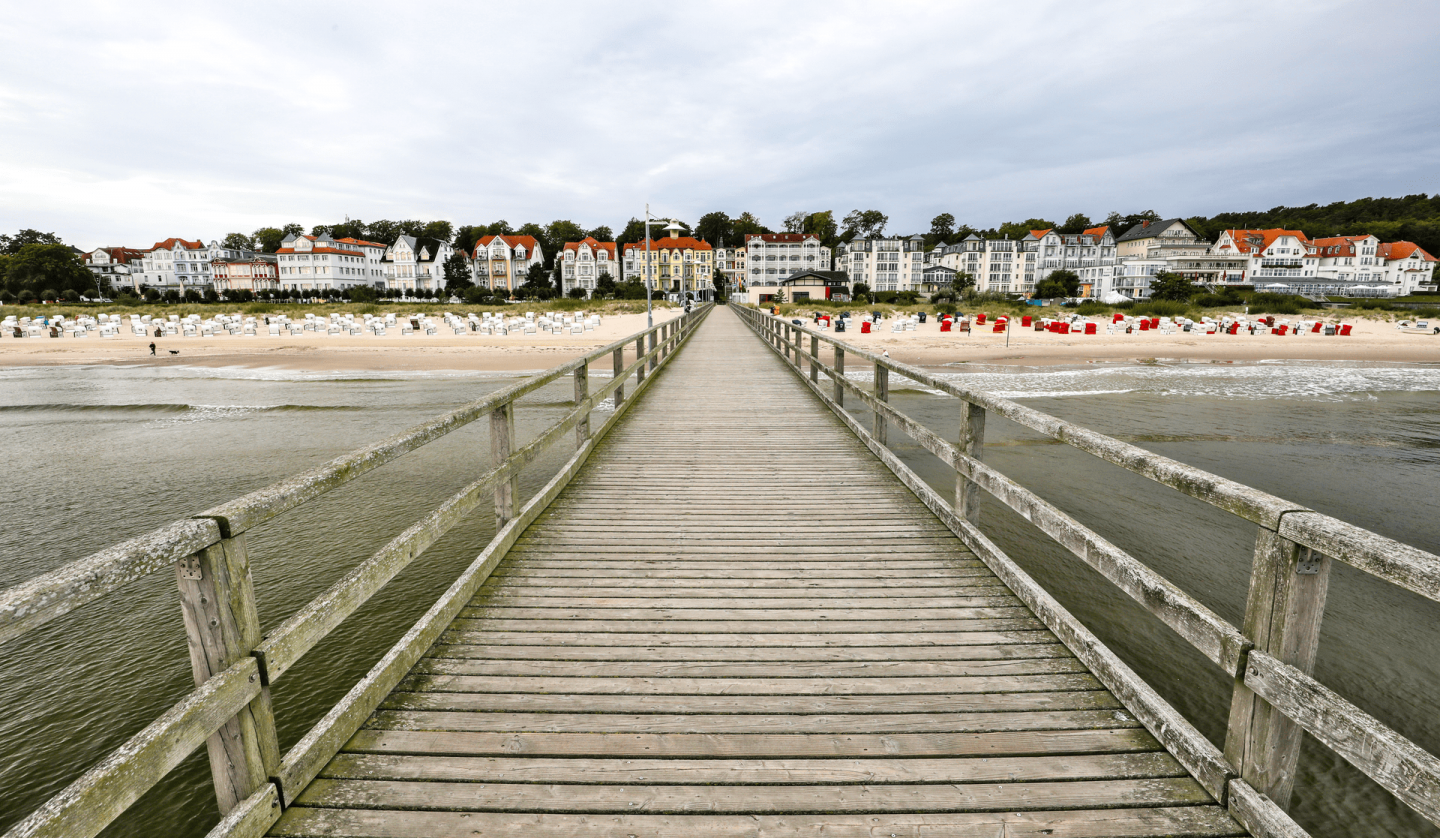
left=0, top=309, right=684, bottom=372
left=789, top=312, right=1440, bottom=367
left=1, top=307, right=1436, bottom=372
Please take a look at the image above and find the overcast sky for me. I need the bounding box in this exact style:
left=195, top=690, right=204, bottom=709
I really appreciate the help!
left=3, top=0, right=1437, bottom=248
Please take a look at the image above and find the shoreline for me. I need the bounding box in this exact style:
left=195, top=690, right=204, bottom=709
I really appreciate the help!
left=1, top=308, right=1436, bottom=372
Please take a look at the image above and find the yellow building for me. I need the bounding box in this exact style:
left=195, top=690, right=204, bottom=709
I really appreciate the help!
left=621, top=224, right=716, bottom=301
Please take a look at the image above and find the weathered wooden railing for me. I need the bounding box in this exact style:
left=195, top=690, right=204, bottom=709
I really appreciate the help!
left=737, top=305, right=1440, bottom=838
left=0, top=304, right=712, bottom=838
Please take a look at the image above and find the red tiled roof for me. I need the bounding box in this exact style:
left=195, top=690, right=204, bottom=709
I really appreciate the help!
left=150, top=237, right=204, bottom=251
left=275, top=247, right=371, bottom=256
left=334, top=237, right=387, bottom=248
left=562, top=237, right=617, bottom=256
left=1221, top=229, right=1312, bottom=255
left=623, top=237, right=713, bottom=253
left=1028, top=229, right=1053, bottom=239
left=745, top=233, right=812, bottom=244
left=475, top=235, right=540, bottom=257
left=1083, top=225, right=1110, bottom=238
left=1379, top=241, right=1436, bottom=262
left=88, top=247, right=148, bottom=264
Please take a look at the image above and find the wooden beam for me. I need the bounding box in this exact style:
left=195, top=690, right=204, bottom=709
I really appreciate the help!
left=956, top=401, right=985, bottom=525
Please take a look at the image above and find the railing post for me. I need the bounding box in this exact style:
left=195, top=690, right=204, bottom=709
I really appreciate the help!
left=793, top=326, right=801, bottom=366
left=648, top=329, right=657, bottom=374
left=809, top=334, right=819, bottom=383
left=955, top=401, right=986, bottom=524
left=176, top=533, right=280, bottom=814
left=490, top=401, right=517, bottom=526
left=574, top=361, right=590, bottom=446
left=636, top=336, right=646, bottom=384
left=612, top=347, right=625, bottom=408
left=872, top=363, right=889, bottom=445
left=1224, top=527, right=1332, bottom=809
left=834, top=346, right=844, bottom=406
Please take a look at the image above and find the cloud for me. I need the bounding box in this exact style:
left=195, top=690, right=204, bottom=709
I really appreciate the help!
left=1, top=0, right=1437, bottom=246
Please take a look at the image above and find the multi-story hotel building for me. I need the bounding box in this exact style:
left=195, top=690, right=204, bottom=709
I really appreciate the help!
left=621, top=225, right=715, bottom=301
left=276, top=233, right=388, bottom=293
left=82, top=247, right=149, bottom=294
left=715, top=245, right=747, bottom=291
left=472, top=235, right=543, bottom=294
left=932, top=235, right=1035, bottom=294
left=559, top=237, right=618, bottom=298
left=1381, top=241, right=1436, bottom=294
left=836, top=236, right=925, bottom=292
left=743, top=234, right=830, bottom=297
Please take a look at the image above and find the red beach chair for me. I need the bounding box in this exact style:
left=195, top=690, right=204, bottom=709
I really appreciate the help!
left=1340, top=324, right=1352, bottom=336
left=1311, top=322, right=1323, bottom=333
left=1113, top=313, right=1124, bottom=324
left=940, top=320, right=952, bottom=332
left=1084, top=323, right=1097, bottom=335
left=1150, top=318, right=1160, bottom=329
left=1022, top=316, right=1033, bottom=327
left=1139, top=320, right=1150, bottom=331
left=861, top=321, right=871, bottom=334
left=976, top=313, right=987, bottom=325
left=992, top=323, right=1004, bottom=333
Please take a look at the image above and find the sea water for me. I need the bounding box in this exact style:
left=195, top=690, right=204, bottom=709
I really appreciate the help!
left=0, top=360, right=1437, bottom=837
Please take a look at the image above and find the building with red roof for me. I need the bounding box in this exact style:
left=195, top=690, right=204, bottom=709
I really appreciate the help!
left=621, top=224, right=715, bottom=301
left=743, top=233, right=831, bottom=294
left=132, top=238, right=258, bottom=293
left=559, top=237, right=618, bottom=298
left=82, top=247, right=150, bottom=294
left=1379, top=241, right=1436, bottom=295
left=275, top=232, right=389, bottom=293
left=473, top=235, right=543, bottom=294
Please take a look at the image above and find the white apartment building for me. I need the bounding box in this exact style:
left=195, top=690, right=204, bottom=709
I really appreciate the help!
left=715, top=245, right=747, bottom=290
left=743, top=234, right=830, bottom=296
left=1210, top=229, right=1320, bottom=290
left=837, top=236, right=925, bottom=292
left=132, top=238, right=255, bottom=292
left=1312, top=235, right=1387, bottom=294
left=473, top=235, right=544, bottom=294
left=382, top=235, right=454, bottom=294
left=1099, top=219, right=1246, bottom=299
left=559, top=237, right=618, bottom=298
left=1380, top=241, right=1437, bottom=294
left=276, top=233, right=387, bottom=293
left=83, top=247, right=148, bottom=294
left=932, top=235, right=1035, bottom=295
left=1029, top=226, right=1115, bottom=296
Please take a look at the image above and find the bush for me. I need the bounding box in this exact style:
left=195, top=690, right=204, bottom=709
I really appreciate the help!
left=567, top=286, right=588, bottom=299
left=1194, top=292, right=1244, bottom=308
left=1409, top=307, right=1440, bottom=318
left=1130, top=299, right=1192, bottom=317
left=19, top=289, right=37, bottom=303
left=41, top=288, right=59, bottom=302
left=1246, top=294, right=1303, bottom=315
left=1073, top=301, right=1110, bottom=316
left=63, top=289, right=81, bottom=302
left=0, top=290, right=15, bottom=304
left=350, top=285, right=379, bottom=303
left=1348, top=298, right=1398, bottom=311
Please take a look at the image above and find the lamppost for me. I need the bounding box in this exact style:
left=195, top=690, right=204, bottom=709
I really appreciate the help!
left=644, top=204, right=654, bottom=328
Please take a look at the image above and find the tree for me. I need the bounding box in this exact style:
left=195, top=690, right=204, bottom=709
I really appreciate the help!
left=545, top=220, right=586, bottom=252
left=484, top=220, right=514, bottom=236
left=731, top=211, right=768, bottom=244
left=567, top=286, right=588, bottom=299
left=1148, top=272, right=1196, bottom=301
left=3, top=244, right=92, bottom=296
left=926, top=213, right=955, bottom=249
left=616, top=218, right=648, bottom=247
left=952, top=271, right=976, bottom=296
left=252, top=225, right=302, bottom=253
left=421, top=220, right=453, bottom=242
left=695, top=211, right=733, bottom=246
left=995, top=218, right=1057, bottom=241
left=712, top=269, right=727, bottom=301
left=595, top=271, right=617, bottom=298
left=1105, top=210, right=1161, bottom=236
left=771, top=288, right=787, bottom=304
left=783, top=211, right=806, bottom=233
left=0, top=229, right=64, bottom=255
left=351, top=284, right=379, bottom=303
left=523, top=262, right=551, bottom=291
left=222, top=232, right=254, bottom=251
left=1035, top=269, right=1081, bottom=299
left=443, top=252, right=473, bottom=292
left=453, top=225, right=487, bottom=256
left=586, top=225, right=613, bottom=242
left=841, top=210, right=888, bottom=241
left=1058, top=213, right=1093, bottom=234
left=802, top=211, right=839, bottom=247
left=851, top=281, right=871, bottom=303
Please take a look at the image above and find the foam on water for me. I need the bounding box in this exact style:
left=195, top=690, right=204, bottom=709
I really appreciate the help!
left=849, top=360, right=1440, bottom=402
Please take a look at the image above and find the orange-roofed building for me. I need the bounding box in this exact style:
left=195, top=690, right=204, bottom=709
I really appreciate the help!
left=621, top=223, right=715, bottom=301
left=1311, top=235, right=1382, bottom=292
left=83, top=247, right=149, bottom=294
left=1211, top=229, right=1319, bottom=288
left=133, top=238, right=257, bottom=293
left=275, top=232, right=388, bottom=293
left=559, top=237, right=618, bottom=298
left=1028, top=226, right=1116, bottom=297
left=472, top=235, right=543, bottom=294
left=1379, top=241, right=1436, bottom=295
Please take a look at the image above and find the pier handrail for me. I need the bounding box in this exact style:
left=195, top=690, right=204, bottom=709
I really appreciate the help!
left=0, top=304, right=712, bottom=838
left=736, top=305, right=1440, bottom=838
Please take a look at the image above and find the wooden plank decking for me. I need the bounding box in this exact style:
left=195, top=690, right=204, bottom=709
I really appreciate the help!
left=271, top=310, right=1246, bottom=837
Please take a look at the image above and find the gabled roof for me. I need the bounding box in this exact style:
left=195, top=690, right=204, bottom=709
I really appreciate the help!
left=1219, top=229, right=1311, bottom=255
left=88, top=247, right=148, bottom=264
left=562, top=237, right=617, bottom=256
left=150, top=237, right=204, bottom=251
left=780, top=270, right=849, bottom=285
left=1116, top=219, right=1195, bottom=243
left=1379, top=241, right=1436, bottom=262
left=334, top=237, right=388, bottom=248
left=475, top=235, right=541, bottom=257
left=1310, top=235, right=1373, bottom=258
left=1083, top=225, right=1111, bottom=239
left=1028, top=229, right=1053, bottom=240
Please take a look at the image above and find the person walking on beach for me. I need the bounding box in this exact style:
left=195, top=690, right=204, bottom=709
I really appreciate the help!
left=149, top=342, right=156, bottom=356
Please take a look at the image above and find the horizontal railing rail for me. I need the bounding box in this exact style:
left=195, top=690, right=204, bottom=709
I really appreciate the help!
left=736, top=305, right=1440, bottom=838
left=0, top=304, right=712, bottom=838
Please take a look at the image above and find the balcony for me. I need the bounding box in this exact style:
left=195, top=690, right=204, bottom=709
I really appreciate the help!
left=1261, top=258, right=1303, bottom=268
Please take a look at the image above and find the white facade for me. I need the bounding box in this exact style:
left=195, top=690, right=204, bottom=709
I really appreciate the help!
left=715, top=246, right=747, bottom=290
left=933, top=235, right=1035, bottom=294
left=1211, top=230, right=1319, bottom=288
left=1312, top=235, right=1387, bottom=293
left=83, top=247, right=147, bottom=294
left=837, top=236, right=925, bottom=292
left=1380, top=242, right=1437, bottom=295
left=560, top=238, right=618, bottom=297
left=383, top=236, right=454, bottom=293
left=743, top=234, right=830, bottom=294
left=132, top=238, right=253, bottom=292
left=276, top=233, right=386, bottom=292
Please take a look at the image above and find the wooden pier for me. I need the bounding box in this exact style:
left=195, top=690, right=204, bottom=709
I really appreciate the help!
left=4, top=304, right=1440, bottom=838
